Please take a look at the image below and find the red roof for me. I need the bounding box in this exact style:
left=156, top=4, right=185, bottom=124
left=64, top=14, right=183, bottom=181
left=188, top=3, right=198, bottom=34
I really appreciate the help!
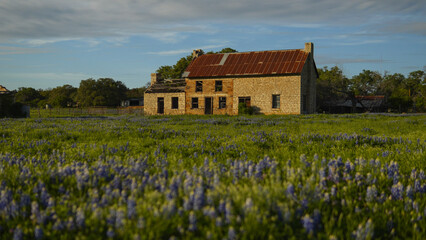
left=184, top=49, right=309, bottom=78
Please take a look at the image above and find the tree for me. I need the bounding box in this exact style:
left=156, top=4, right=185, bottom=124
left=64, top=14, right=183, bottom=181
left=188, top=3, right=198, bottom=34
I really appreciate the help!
left=76, top=78, right=127, bottom=107
left=316, top=66, right=350, bottom=112
left=14, top=87, right=44, bottom=107
left=48, top=85, right=77, bottom=107
left=126, top=87, right=147, bottom=98
left=350, top=70, right=382, bottom=96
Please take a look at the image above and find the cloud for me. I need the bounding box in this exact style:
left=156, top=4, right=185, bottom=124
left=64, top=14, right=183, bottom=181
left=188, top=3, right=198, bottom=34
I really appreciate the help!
left=0, top=45, right=49, bottom=55
left=0, top=0, right=424, bottom=44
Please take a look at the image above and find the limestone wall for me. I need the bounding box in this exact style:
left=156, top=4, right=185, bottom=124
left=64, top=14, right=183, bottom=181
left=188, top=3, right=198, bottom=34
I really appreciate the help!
left=185, top=79, right=234, bottom=115
left=144, top=92, right=185, bottom=115
left=232, top=75, right=302, bottom=115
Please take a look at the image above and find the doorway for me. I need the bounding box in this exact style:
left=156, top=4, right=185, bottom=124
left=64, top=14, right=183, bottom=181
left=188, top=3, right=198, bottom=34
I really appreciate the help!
left=157, top=97, right=164, bottom=114
left=205, top=97, right=213, bottom=114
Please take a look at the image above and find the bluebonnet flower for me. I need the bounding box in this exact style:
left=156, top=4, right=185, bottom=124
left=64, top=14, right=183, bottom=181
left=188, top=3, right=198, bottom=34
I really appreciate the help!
left=391, top=182, right=404, bottom=200
left=414, top=180, right=421, bottom=193
left=116, top=208, right=125, bottom=228
left=203, top=206, right=216, bottom=219
left=353, top=219, right=374, bottom=240
left=216, top=217, right=223, bottom=227
left=34, top=226, right=43, bottom=240
left=286, top=184, right=295, bottom=197
left=193, top=185, right=204, bottom=210
left=301, top=214, right=314, bottom=234
left=188, top=211, right=197, bottom=231
left=366, top=185, right=378, bottom=202
left=228, top=227, right=236, bottom=240
left=406, top=185, right=414, bottom=199
left=76, top=207, right=85, bottom=228
left=13, top=226, right=23, bottom=240
left=127, top=197, right=137, bottom=219
left=106, top=228, right=115, bottom=238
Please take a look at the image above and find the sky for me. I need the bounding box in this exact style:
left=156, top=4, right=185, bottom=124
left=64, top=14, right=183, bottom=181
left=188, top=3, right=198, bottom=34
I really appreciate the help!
left=0, top=0, right=425, bottom=91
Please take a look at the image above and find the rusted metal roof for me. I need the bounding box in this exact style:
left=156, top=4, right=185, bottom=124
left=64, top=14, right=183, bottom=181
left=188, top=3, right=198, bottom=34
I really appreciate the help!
left=184, top=49, right=309, bottom=78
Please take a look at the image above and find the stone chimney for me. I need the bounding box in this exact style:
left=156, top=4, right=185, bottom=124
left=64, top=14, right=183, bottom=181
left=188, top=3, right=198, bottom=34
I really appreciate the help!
left=304, top=42, right=314, bottom=58
left=151, top=73, right=159, bottom=86
left=192, top=49, right=202, bottom=59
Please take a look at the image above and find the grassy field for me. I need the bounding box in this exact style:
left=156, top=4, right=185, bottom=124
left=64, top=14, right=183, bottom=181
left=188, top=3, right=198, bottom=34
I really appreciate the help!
left=0, top=114, right=425, bottom=239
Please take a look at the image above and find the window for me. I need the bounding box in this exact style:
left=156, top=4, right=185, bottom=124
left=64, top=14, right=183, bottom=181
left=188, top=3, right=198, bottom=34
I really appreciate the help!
left=215, top=81, right=223, bottom=92
left=191, top=98, right=199, bottom=109
left=171, top=97, right=178, bottom=109
left=219, top=97, right=226, bottom=109
left=196, top=81, right=203, bottom=92
left=238, top=97, right=251, bottom=107
left=272, top=94, right=280, bottom=109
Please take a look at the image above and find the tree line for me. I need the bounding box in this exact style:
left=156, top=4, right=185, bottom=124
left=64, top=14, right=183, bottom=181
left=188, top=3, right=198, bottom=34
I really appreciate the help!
left=13, top=78, right=147, bottom=108
left=10, top=47, right=426, bottom=113
left=317, top=66, right=425, bottom=113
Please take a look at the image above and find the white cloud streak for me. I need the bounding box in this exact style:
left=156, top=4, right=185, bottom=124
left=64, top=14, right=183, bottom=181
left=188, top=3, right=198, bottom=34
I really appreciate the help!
left=0, top=0, right=424, bottom=44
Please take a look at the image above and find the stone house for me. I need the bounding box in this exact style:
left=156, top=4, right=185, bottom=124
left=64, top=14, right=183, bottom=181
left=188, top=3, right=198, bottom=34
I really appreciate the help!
left=144, top=73, right=186, bottom=115
left=144, top=42, right=317, bottom=115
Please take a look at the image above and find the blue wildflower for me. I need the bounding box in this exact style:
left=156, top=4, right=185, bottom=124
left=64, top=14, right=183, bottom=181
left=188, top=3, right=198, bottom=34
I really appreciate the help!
left=13, top=226, right=23, bottom=240
left=76, top=208, right=85, bottom=228
left=301, top=214, right=314, bottom=234
left=188, top=211, right=197, bottom=232
left=34, top=226, right=43, bottom=240
left=228, top=227, right=236, bottom=240
left=391, top=182, right=404, bottom=200
left=366, top=185, right=378, bottom=202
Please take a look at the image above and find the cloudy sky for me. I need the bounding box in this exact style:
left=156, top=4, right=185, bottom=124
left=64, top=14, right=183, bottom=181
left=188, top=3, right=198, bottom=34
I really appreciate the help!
left=1, top=0, right=425, bottom=90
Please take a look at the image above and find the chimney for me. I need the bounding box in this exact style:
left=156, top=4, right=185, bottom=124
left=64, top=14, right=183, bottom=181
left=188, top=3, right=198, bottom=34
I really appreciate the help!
left=151, top=73, right=159, bottom=86
left=304, top=42, right=314, bottom=58
left=192, top=49, right=202, bottom=59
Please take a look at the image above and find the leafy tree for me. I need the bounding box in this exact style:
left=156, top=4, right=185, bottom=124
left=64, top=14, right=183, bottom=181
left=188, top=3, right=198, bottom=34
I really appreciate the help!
left=76, top=78, right=127, bottom=107
left=126, top=87, right=147, bottom=98
left=350, top=70, right=382, bottom=96
left=15, top=87, right=44, bottom=107
left=48, top=85, right=77, bottom=107
left=316, top=66, right=350, bottom=112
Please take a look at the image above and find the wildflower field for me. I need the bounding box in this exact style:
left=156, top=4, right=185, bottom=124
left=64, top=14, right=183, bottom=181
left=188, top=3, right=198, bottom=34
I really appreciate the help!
left=0, top=114, right=425, bottom=239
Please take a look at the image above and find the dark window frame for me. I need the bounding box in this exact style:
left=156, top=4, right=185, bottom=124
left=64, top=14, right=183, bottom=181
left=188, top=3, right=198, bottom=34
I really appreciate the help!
left=215, top=81, right=223, bottom=92
left=171, top=97, right=179, bottom=109
left=272, top=94, right=280, bottom=109
left=196, top=81, right=203, bottom=92
left=219, top=97, right=226, bottom=109
left=191, top=97, right=199, bottom=109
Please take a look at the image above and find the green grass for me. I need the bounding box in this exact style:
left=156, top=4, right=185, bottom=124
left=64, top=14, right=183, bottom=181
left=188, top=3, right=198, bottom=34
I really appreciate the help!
left=0, top=114, right=425, bottom=239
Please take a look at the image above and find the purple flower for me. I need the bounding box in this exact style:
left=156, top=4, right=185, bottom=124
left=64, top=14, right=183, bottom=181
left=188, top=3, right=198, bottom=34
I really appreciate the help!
left=188, top=211, right=197, bottom=232
left=301, top=214, right=314, bottom=234
left=366, top=186, right=378, bottom=202
left=406, top=185, right=414, bottom=199
left=391, top=182, right=404, bottom=200
left=228, top=227, right=236, bottom=240
left=76, top=208, right=85, bottom=228
left=127, top=197, right=136, bottom=219
left=193, top=185, right=204, bottom=210
left=106, top=228, right=115, bottom=238
left=13, top=226, right=23, bottom=240
left=286, top=184, right=295, bottom=197
left=34, top=226, right=43, bottom=240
